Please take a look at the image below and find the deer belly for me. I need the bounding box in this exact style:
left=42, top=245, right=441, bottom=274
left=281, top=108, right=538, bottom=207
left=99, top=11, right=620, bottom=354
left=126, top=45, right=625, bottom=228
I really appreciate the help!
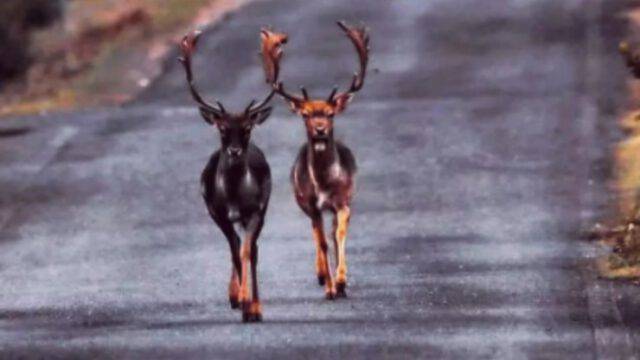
left=314, top=181, right=353, bottom=210
left=226, top=198, right=262, bottom=222
left=227, top=204, right=241, bottom=222
left=316, top=190, right=337, bottom=210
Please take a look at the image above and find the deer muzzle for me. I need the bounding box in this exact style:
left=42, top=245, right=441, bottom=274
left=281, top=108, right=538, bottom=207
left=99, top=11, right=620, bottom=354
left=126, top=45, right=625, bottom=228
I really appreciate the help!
left=227, top=146, right=243, bottom=158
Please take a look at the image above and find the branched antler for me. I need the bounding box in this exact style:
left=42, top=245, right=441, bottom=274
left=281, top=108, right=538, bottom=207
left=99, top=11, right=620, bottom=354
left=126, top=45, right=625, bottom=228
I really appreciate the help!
left=260, top=28, right=306, bottom=106
left=178, top=30, right=225, bottom=116
left=260, top=22, right=370, bottom=108
left=328, top=21, right=370, bottom=102
left=261, top=28, right=287, bottom=84
left=179, top=29, right=275, bottom=117
left=243, top=88, right=275, bottom=116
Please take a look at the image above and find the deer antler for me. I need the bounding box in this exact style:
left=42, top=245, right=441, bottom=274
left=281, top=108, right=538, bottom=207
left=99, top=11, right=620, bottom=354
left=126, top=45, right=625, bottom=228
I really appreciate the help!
left=243, top=88, right=275, bottom=116
left=328, top=21, right=370, bottom=102
left=180, top=30, right=275, bottom=117
left=261, top=28, right=287, bottom=84
left=260, top=28, right=306, bottom=106
left=178, top=30, right=225, bottom=116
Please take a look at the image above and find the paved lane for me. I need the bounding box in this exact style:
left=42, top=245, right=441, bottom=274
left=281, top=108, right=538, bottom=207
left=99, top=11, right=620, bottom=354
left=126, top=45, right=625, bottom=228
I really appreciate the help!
left=0, top=0, right=637, bottom=358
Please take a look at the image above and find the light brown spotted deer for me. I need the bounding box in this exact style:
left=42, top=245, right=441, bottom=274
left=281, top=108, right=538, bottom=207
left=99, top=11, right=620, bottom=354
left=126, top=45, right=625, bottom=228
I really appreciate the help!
left=260, top=21, right=369, bottom=299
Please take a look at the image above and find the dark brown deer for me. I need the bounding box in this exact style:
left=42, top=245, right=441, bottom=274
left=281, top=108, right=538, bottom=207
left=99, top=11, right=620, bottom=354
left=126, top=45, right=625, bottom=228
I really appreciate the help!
left=179, top=30, right=274, bottom=322
left=260, top=22, right=369, bottom=299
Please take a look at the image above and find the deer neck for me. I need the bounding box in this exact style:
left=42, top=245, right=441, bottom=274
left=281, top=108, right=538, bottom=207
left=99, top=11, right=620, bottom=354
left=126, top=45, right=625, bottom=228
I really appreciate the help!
left=307, top=137, right=338, bottom=187
left=218, top=153, right=249, bottom=187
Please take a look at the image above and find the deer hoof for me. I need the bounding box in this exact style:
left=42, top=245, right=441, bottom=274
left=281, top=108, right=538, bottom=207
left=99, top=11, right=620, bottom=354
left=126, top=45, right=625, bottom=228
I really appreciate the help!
left=242, top=311, right=263, bottom=323
left=242, top=302, right=262, bottom=322
left=325, top=289, right=336, bottom=300
left=229, top=297, right=240, bottom=309
left=336, top=282, right=347, bottom=298
left=317, top=275, right=326, bottom=286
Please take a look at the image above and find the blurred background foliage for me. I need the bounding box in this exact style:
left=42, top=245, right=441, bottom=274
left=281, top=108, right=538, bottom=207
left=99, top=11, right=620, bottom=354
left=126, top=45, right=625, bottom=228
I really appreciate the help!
left=0, top=0, right=236, bottom=116
left=0, top=0, right=64, bottom=79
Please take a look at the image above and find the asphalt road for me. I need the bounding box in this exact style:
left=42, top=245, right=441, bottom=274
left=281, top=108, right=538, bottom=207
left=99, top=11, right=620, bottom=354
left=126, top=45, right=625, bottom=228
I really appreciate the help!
left=0, top=0, right=638, bottom=358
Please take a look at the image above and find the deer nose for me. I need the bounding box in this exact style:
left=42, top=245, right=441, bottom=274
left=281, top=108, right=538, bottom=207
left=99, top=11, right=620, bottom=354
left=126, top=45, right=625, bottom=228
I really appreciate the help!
left=227, top=146, right=242, bottom=157
left=314, top=125, right=327, bottom=136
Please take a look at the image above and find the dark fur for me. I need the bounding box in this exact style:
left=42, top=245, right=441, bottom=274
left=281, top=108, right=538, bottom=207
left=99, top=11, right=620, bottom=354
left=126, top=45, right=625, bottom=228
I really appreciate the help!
left=180, top=28, right=274, bottom=322
left=201, top=133, right=271, bottom=321
left=202, top=143, right=271, bottom=226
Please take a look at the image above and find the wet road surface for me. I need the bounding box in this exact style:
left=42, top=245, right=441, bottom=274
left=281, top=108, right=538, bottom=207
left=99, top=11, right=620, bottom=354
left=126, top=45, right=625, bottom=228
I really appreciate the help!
left=0, top=0, right=638, bottom=358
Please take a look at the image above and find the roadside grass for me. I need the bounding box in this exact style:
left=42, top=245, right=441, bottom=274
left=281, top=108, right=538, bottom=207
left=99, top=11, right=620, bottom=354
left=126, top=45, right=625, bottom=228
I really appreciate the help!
left=598, top=108, right=640, bottom=279
left=594, top=7, right=640, bottom=281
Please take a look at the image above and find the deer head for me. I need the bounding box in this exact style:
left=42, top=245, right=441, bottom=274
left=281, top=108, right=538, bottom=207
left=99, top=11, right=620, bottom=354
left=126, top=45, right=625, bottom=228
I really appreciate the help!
left=260, top=22, right=369, bottom=151
left=179, top=30, right=274, bottom=160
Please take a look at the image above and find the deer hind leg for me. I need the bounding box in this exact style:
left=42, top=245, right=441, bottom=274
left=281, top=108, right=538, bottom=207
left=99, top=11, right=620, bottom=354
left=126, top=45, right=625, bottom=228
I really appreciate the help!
left=311, top=215, right=327, bottom=286
left=312, top=216, right=335, bottom=299
left=241, top=216, right=264, bottom=322
left=335, top=207, right=351, bottom=297
left=248, top=241, right=262, bottom=322
left=331, top=216, right=338, bottom=273
left=215, top=218, right=242, bottom=310
left=228, top=266, right=240, bottom=309
left=239, top=240, right=251, bottom=320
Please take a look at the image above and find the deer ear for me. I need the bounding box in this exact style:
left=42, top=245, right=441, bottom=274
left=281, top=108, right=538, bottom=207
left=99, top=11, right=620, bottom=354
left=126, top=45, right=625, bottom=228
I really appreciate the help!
left=287, top=100, right=304, bottom=114
left=199, top=107, right=222, bottom=125
left=249, top=107, right=272, bottom=125
left=333, top=93, right=354, bottom=114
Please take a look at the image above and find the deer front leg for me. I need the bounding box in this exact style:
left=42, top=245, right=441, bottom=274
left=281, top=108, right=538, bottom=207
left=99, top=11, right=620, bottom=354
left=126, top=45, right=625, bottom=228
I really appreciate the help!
left=312, top=215, right=328, bottom=286
left=214, top=217, right=242, bottom=310
left=331, top=216, right=338, bottom=272
left=241, top=216, right=264, bottom=322
left=249, top=241, right=262, bottom=321
left=227, top=235, right=241, bottom=310
left=228, top=266, right=240, bottom=309
left=239, top=240, right=251, bottom=319
left=335, top=207, right=351, bottom=297
left=312, top=216, right=335, bottom=299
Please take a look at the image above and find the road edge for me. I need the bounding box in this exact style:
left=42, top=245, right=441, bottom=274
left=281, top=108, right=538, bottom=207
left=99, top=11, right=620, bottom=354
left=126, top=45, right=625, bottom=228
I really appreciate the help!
left=581, top=0, right=638, bottom=358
